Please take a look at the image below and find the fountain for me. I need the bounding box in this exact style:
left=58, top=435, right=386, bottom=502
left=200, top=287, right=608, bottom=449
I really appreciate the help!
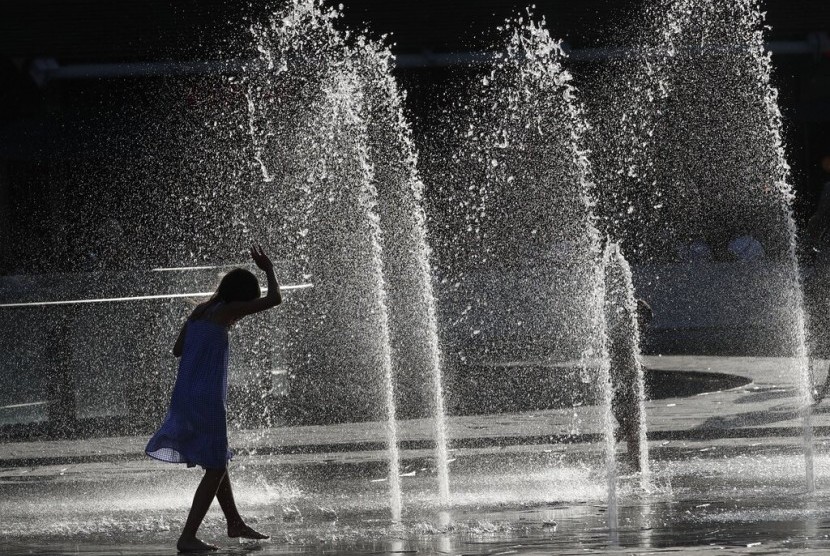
left=603, top=241, right=651, bottom=488
left=586, top=0, right=815, bottom=492
left=0, top=0, right=824, bottom=552
left=0, top=0, right=453, bottom=522
left=239, top=0, right=453, bottom=516
left=424, top=10, right=625, bottom=528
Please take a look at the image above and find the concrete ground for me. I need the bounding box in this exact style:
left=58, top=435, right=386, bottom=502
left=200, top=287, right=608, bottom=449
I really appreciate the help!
left=1, top=355, right=826, bottom=467
left=3, top=355, right=830, bottom=555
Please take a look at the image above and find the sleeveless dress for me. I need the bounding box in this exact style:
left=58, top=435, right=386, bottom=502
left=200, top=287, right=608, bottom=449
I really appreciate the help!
left=145, top=303, right=233, bottom=469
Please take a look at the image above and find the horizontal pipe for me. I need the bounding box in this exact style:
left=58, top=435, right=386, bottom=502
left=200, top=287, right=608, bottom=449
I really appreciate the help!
left=0, top=283, right=313, bottom=308
left=29, top=58, right=248, bottom=81
left=29, top=38, right=827, bottom=82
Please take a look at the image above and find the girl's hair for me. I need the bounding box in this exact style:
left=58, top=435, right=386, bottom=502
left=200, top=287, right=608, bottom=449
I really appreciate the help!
left=214, top=268, right=261, bottom=303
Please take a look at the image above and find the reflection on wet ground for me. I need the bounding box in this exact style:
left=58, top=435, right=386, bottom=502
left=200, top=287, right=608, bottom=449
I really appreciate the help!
left=3, top=357, right=830, bottom=554
left=3, top=440, right=830, bottom=555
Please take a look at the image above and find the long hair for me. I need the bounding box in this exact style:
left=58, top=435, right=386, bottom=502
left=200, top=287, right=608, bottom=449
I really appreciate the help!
left=214, top=268, right=261, bottom=303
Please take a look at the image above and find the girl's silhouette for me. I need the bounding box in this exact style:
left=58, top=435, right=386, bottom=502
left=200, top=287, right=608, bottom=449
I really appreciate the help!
left=145, top=245, right=282, bottom=552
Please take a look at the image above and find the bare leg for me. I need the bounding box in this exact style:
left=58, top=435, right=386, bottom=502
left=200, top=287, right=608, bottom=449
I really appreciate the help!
left=219, top=471, right=269, bottom=539
left=177, top=468, right=226, bottom=552
left=216, top=472, right=242, bottom=529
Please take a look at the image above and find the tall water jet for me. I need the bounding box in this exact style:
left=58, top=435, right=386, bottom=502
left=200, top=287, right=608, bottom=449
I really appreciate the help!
left=319, top=64, right=406, bottom=519
left=425, top=12, right=618, bottom=519
left=357, top=49, right=452, bottom=503
left=587, top=0, right=814, bottom=490
left=603, top=241, right=650, bottom=488
left=244, top=1, right=404, bottom=518
left=244, top=0, right=452, bottom=512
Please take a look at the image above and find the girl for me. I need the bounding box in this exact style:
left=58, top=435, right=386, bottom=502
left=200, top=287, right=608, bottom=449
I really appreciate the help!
left=146, top=245, right=282, bottom=552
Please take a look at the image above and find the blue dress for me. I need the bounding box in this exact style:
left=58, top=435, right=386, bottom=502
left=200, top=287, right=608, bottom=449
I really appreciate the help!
left=145, top=305, right=233, bottom=469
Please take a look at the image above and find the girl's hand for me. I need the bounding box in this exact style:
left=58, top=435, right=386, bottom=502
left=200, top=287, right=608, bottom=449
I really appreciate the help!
left=250, top=244, right=274, bottom=272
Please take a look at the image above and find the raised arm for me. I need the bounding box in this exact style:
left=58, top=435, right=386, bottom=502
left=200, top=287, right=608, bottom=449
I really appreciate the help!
left=217, top=245, right=282, bottom=324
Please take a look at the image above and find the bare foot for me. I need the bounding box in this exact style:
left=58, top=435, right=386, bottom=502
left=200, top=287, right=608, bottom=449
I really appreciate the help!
left=227, top=522, right=270, bottom=540
left=177, top=536, right=219, bottom=552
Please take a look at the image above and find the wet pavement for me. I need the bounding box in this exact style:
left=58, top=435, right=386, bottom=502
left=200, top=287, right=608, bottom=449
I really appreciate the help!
left=3, top=356, right=830, bottom=554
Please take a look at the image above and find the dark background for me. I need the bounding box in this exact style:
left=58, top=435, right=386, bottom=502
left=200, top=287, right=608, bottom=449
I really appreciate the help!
left=0, top=0, right=828, bottom=273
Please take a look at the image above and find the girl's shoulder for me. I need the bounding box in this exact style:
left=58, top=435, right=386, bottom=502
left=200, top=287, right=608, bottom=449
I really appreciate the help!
left=189, top=301, right=214, bottom=321
left=188, top=300, right=228, bottom=327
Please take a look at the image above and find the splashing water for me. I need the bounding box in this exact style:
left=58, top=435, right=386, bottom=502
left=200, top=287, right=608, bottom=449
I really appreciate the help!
left=324, top=64, right=405, bottom=520
left=246, top=1, right=406, bottom=518
left=356, top=39, right=452, bottom=505
left=0, top=1, right=816, bottom=543
left=603, top=242, right=651, bottom=489
left=244, top=0, right=453, bottom=515
left=587, top=0, right=814, bottom=491
left=425, top=10, right=619, bottom=524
